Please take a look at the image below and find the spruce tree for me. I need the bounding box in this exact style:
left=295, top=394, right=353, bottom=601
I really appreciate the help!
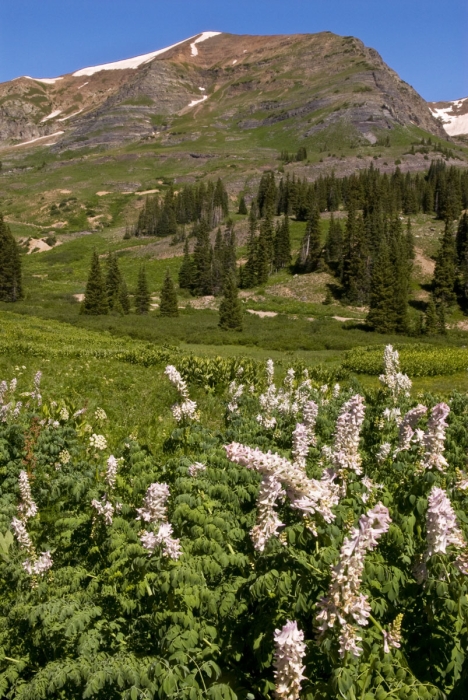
left=135, top=265, right=150, bottom=315
left=106, top=252, right=122, bottom=310
left=389, top=216, right=410, bottom=334
left=324, top=214, right=344, bottom=273
left=273, top=215, right=291, bottom=270
left=366, top=238, right=397, bottom=333
left=81, top=251, right=108, bottom=315
left=211, top=228, right=225, bottom=296
left=159, top=270, right=179, bottom=317
left=118, top=277, right=130, bottom=315
left=238, top=195, right=248, bottom=215
left=0, top=215, right=23, bottom=302
left=424, top=298, right=438, bottom=335
left=179, top=239, right=194, bottom=290
left=218, top=272, right=243, bottom=331
left=191, top=219, right=213, bottom=296
left=432, top=219, right=457, bottom=307
left=297, top=207, right=322, bottom=272
left=242, top=206, right=258, bottom=288
left=456, top=212, right=468, bottom=264
left=342, top=207, right=370, bottom=305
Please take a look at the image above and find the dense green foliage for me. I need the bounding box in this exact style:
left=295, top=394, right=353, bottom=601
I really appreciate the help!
left=0, top=215, right=23, bottom=303
left=344, top=344, right=468, bottom=377
left=81, top=252, right=108, bottom=316
left=1, top=349, right=468, bottom=698
left=159, top=271, right=179, bottom=318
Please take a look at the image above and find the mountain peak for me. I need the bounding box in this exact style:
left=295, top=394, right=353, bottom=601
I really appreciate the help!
left=429, top=97, right=468, bottom=136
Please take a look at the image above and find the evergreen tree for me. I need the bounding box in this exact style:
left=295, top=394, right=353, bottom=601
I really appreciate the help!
left=118, top=277, right=130, bottom=315
left=437, top=301, right=447, bottom=335
left=135, top=266, right=150, bottom=315
left=389, top=216, right=410, bottom=334
left=191, top=219, right=213, bottom=296
left=223, top=225, right=237, bottom=282
left=255, top=213, right=274, bottom=283
left=159, top=270, right=179, bottom=317
left=366, top=238, right=397, bottom=333
left=211, top=228, right=225, bottom=296
left=324, top=214, right=344, bottom=272
left=81, top=251, right=108, bottom=315
left=296, top=207, right=322, bottom=272
left=106, top=252, right=123, bottom=310
left=218, top=273, right=243, bottom=331
left=342, top=206, right=370, bottom=305
left=424, top=298, right=438, bottom=335
left=0, top=215, right=23, bottom=302
left=238, top=196, right=248, bottom=215
left=456, top=212, right=468, bottom=264
left=179, top=239, right=194, bottom=290
left=242, top=206, right=258, bottom=288
left=432, top=219, right=457, bottom=307
left=273, top=215, right=291, bottom=271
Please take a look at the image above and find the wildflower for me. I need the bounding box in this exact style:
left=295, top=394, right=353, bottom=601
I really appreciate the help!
left=140, top=523, right=182, bottom=559
left=421, top=403, right=450, bottom=471
left=89, top=434, right=107, bottom=451
left=17, top=471, right=38, bottom=520
left=225, top=442, right=340, bottom=536
left=94, top=407, right=107, bottom=421
left=273, top=620, right=307, bottom=700
left=361, top=476, right=383, bottom=503
left=251, top=476, right=285, bottom=551
left=320, top=384, right=328, bottom=394
left=284, top=368, right=295, bottom=391
left=188, top=461, right=206, bottom=477
left=59, top=449, right=71, bottom=465
left=165, top=365, right=189, bottom=399
left=105, top=455, right=119, bottom=489
left=91, top=498, right=114, bottom=526
left=136, top=483, right=170, bottom=523
left=383, top=614, right=403, bottom=654
left=172, top=399, right=199, bottom=422
left=327, top=394, right=366, bottom=476
left=425, top=486, right=465, bottom=558
left=59, top=407, right=69, bottom=421
left=227, top=380, right=244, bottom=414
left=73, top=408, right=87, bottom=418
left=456, top=469, right=468, bottom=491
left=382, top=407, right=401, bottom=423
left=376, top=443, right=391, bottom=463
left=316, top=503, right=391, bottom=657
left=396, top=404, right=427, bottom=452
left=379, top=345, right=412, bottom=399
left=292, top=423, right=312, bottom=469
left=11, top=517, right=33, bottom=550
left=333, top=383, right=341, bottom=398
left=23, top=551, right=53, bottom=576
left=266, top=359, right=275, bottom=385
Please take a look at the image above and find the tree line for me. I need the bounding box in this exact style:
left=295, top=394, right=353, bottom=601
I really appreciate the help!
left=129, top=179, right=229, bottom=238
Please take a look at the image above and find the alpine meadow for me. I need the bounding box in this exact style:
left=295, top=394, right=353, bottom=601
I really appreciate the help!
left=1, top=25, right=468, bottom=700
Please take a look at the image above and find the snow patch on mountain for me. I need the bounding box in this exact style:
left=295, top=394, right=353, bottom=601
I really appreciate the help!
left=187, top=95, right=208, bottom=108
left=41, top=110, right=62, bottom=122
left=429, top=97, right=468, bottom=136
left=190, top=32, right=222, bottom=56
left=13, top=131, right=64, bottom=147
left=71, top=32, right=221, bottom=78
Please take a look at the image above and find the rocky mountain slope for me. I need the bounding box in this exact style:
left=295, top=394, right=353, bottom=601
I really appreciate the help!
left=429, top=97, right=468, bottom=136
left=0, top=30, right=448, bottom=151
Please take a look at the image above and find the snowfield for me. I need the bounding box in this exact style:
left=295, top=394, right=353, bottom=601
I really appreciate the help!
left=430, top=97, right=468, bottom=136
left=72, top=31, right=222, bottom=77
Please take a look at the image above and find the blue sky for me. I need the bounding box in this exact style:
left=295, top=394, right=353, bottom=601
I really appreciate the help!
left=0, top=0, right=466, bottom=101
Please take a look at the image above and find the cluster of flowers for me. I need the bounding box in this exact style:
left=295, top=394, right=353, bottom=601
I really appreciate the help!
left=165, top=365, right=199, bottom=422
left=225, top=441, right=340, bottom=549
left=91, top=455, right=121, bottom=526
left=256, top=362, right=314, bottom=429
left=273, top=620, right=307, bottom=700
left=0, top=377, right=22, bottom=422
left=11, top=470, right=53, bottom=577
left=136, top=482, right=181, bottom=559
left=379, top=345, right=412, bottom=400
left=322, top=394, right=366, bottom=476
left=316, top=503, right=392, bottom=657
left=89, top=433, right=108, bottom=451
left=415, top=486, right=468, bottom=581
left=188, top=461, right=206, bottom=477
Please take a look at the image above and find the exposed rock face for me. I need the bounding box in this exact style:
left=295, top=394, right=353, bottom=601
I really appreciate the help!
left=0, top=31, right=448, bottom=150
